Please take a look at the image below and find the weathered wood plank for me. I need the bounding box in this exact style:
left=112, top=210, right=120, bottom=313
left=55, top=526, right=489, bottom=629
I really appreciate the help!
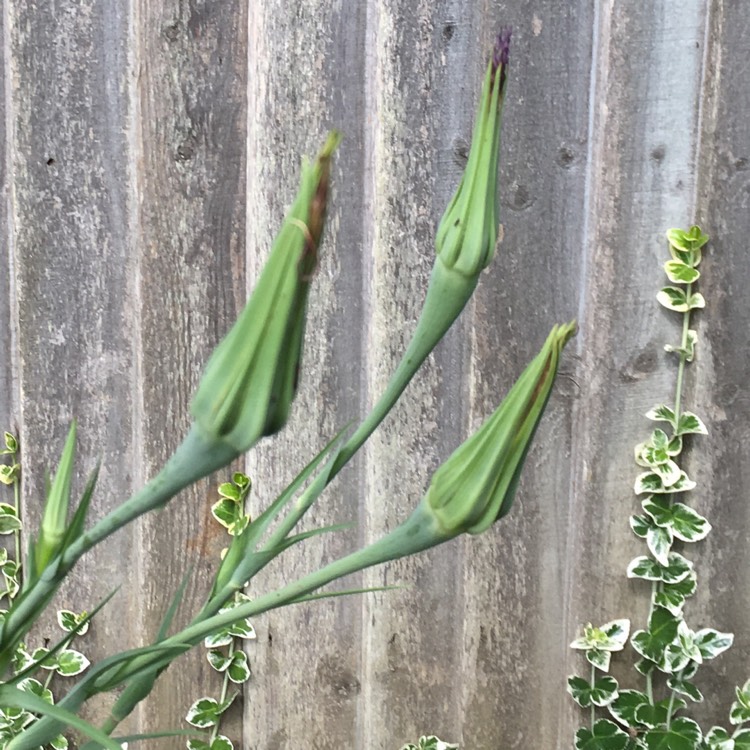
left=242, top=2, right=369, bottom=748
left=8, top=0, right=135, bottom=727
left=459, top=5, right=594, bottom=748
left=133, top=0, right=248, bottom=742
left=693, top=0, right=750, bottom=726
left=565, top=0, right=717, bottom=741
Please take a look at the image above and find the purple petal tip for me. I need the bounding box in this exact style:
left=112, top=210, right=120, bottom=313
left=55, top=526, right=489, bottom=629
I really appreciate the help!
left=492, top=27, right=512, bottom=70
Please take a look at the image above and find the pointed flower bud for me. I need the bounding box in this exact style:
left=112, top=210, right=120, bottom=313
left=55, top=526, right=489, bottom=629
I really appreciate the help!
left=35, top=422, right=77, bottom=574
left=436, top=27, right=511, bottom=278
left=422, top=321, right=575, bottom=536
left=191, top=132, right=341, bottom=454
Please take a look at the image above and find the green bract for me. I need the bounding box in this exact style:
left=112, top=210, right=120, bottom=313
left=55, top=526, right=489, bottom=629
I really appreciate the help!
left=191, top=132, right=340, bottom=454
left=423, top=321, right=576, bottom=535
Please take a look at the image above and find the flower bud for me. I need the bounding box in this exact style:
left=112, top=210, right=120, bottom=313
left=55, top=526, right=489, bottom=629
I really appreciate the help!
left=191, top=132, right=340, bottom=454
left=422, top=322, right=576, bottom=536
left=435, top=28, right=511, bottom=278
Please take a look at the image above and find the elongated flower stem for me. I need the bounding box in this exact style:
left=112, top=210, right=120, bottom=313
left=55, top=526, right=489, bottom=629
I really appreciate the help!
left=0, top=426, right=237, bottom=664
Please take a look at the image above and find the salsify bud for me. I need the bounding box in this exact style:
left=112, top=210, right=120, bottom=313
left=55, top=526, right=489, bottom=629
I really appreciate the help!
left=423, top=321, right=575, bottom=536
left=191, top=132, right=341, bottom=453
left=435, top=27, right=511, bottom=278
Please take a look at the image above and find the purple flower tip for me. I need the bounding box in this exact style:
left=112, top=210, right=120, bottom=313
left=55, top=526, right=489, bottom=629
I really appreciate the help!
left=492, top=27, right=512, bottom=71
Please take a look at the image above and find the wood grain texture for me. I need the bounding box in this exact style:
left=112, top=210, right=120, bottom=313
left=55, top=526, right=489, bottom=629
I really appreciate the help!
left=243, top=2, right=368, bottom=748
left=133, top=0, right=248, bottom=741
left=2, top=1, right=750, bottom=748
left=7, top=0, right=135, bottom=727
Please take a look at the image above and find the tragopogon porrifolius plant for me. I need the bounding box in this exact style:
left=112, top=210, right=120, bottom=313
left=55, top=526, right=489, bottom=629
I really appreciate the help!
left=0, top=29, right=575, bottom=749
left=568, top=227, right=750, bottom=750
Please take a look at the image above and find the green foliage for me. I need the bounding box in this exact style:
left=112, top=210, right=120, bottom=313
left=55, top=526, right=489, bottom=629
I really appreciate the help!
left=568, top=227, right=748, bottom=750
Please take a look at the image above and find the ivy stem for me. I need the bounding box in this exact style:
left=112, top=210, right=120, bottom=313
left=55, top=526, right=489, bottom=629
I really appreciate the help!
left=13, top=468, right=20, bottom=577
left=672, top=280, right=693, bottom=424
left=665, top=669, right=681, bottom=730
left=209, top=639, right=235, bottom=744
left=590, top=662, right=596, bottom=729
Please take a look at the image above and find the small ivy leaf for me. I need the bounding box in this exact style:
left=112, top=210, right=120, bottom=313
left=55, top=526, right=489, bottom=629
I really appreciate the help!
left=675, top=412, right=708, bottom=437
left=49, top=734, right=69, bottom=750
left=667, top=435, right=683, bottom=455
left=670, top=504, right=711, bottom=543
left=212, top=499, right=238, bottom=529
left=703, top=726, right=734, bottom=750
left=657, top=286, right=690, bottom=312
left=568, top=675, right=619, bottom=708
left=217, top=482, right=241, bottom=502
left=627, top=553, right=693, bottom=585
left=17, top=677, right=54, bottom=704
left=635, top=698, right=675, bottom=729
left=694, top=629, right=734, bottom=661
left=646, top=525, right=673, bottom=566
left=731, top=679, right=750, bottom=725
left=12, top=644, right=33, bottom=674
left=664, top=622, right=703, bottom=672
left=210, top=737, right=234, bottom=750
left=56, top=649, right=90, bottom=676
left=667, top=676, right=703, bottom=703
left=0, top=464, right=20, bottom=486
left=635, top=471, right=696, bottom=496
left=228, top=619, right=256, bottom=640
left=575, top=719, right=631, bottom=749
left=653, top=460, right=683, bottom=488
left=664, top=331, right=698, bottom=363
left=232, top=472, right=251, bottom=489
left=631, top=515, right=650, bottom=539
left=185, top=697, right=220, bottom=729
left=630, top=607, right=681, bottom=667
left=733, top=729, right=750, bottom=749
left=635, top=659, right=658, bottom=677
left=646, top=405, right=677, bottom=428
left=204, top=629, right=233, bottom=649
left=571, top=621, right=630, bottom=653
left=643, top=717, right=702, bottom=750
left=57, top=609, right=89, bottom=636
left=31, top=646, right=58, bottom=671
left=228, top=514, right=250, bottom=537
left=3, top=432, right=18, bottom=453
left=664, top=260, right=700, bottom=284
left=667, top=226, right=708, bottom=255
left=688, top=292, right=706, bottom=310
left=186, top=740, right=211, bottom=750
left=227, top=650, right=251, bottom=684
left=207, top=649, right=232, bottom=672
left=654, top=574, right=697, bottom=616
left=0, top=503, right=22, bottom=534
left=587, top=649, right=612, bottom=672
left=608, top=689, right=650, bottom=729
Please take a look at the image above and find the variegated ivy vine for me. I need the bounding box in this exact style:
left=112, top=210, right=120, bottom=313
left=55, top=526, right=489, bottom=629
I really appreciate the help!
left=184, top=472, right=255, bottom=750
left=399, top=736, right=459, bottom=750
left=568, top=226, right=750, bottom=750
left=0, top=432, right=91, bottom=750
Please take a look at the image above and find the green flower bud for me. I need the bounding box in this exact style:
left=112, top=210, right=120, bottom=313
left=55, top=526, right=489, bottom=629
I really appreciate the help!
left=35, top=422, right=77, bottom=574
left=435, top=28, right=511, bottom=278
left=423, top=321, right=576, bottom=536
left=191, top=132, right=340, bottom=454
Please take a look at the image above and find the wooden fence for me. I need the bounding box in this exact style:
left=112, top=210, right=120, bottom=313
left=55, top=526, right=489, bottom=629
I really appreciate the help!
left=1, top=1, right=748, bottom=748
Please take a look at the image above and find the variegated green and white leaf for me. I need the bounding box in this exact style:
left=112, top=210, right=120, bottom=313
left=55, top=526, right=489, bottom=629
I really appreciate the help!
left=627, top=553, right=693, bottom=584
left=654, top=574, right=697, bottom=615
left=734, top=729, right=750, bottom=749
left=731, top=679, right=750, bottom=725
left=646, top=405, right=677, bottom=427
left=227, top=650, right=250, bottom=684
left=57, top=609, right=89, bottom=635
left=575, top=719, right=631, bottom=750
left=688, top=292, right=706, bottom=310
left=630, top=607, right=681, bottom=667
left=664, top=260, right=700, bottom=284
left=664, top=330, right=698, bottom=363
left=607, top=689, right=650, bottom=729
left=0, top=503, right=22, bottom=534
left=675, top=412, right=708, bottom=436
left=643, top=717, right=701, bottom=750
left=56, top=649, right=90, bottom=677
left=657, top=286, right=690, bottom=312
left=185, top=697, right=220, bottom=729
left=646, top=525, right=673, bottom=566
left=207, top=649, right=231, bottom=672
left=694, top=629, right=733, bottom=661
left=568, top=675, right=619, bottom=708
left=667, top=676, right=703, bottom=703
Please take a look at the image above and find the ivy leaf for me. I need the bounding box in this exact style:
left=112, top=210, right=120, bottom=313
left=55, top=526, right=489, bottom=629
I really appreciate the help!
left=687, top=292, right=706, bottom=310
left=636, top=698, right=680, bottom=729
left=694, top=629, right=734, bottom=661
left=631, top=515, right=650, bottom=539
left=185, top=697, right=221, bottom=729
left=17, top=677, right=53, bottom=704
left=667, top=676, right=703, bottom=703
left=631, top=607, right=681, bottom=666
left=211, top=499, right=238, bottom=530
left=667, top=226, right=708, bottom=258
left=3, top=432, right=18, bottom=453
left=703, top=726, right=734, bottom=750
left=642, top=499, right=711, bottom=543
left=50, top=735, right=69, bottom=750
left=627, top=553, right=693, bottom=585
left=227, top=650, right=251, bottom=684
left=217, top=483, right=241, bottom=502
left=207, top=649, right=232, bottom=672
left=57, top=609, right=89, bottom=636
left=664, top=330, right=698, bottom=363
left=210, top=737, right=234, bottom=750
left=0, top=464, right=20, bottom=486
left=664, top=260, right=700, bottom=284
left=568, top=675, right=619, bottom=708
left=643, top=717, right=702, bottom=750
left=731, top=679, right=750, bottom=725
left=665, top=622, right=703, bottom=672
left=575, top=719, right=631, bottom=750
left=657, top=286, right=690, bottom=312
left=635, top=471, right=696, bottom=495
left=186, top=740, right=211, bottom=750
left=675, top=412, right=708, bottom=437
left=733, top=729, right=750, bottom=749
left=646, top=405, right=677, bottom=428
left=646, top=525, right=674, bottom=566
left=608, top=689, right=650, bottom=728
left=654, top=574, right=697, bottom=616
left=0, top=503, right=22, bottom=534
left=56, top=649, right=90, bottom=677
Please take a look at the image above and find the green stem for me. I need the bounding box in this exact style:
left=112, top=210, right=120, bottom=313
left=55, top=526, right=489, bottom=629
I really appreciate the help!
left=13, top=468, right=20, bottom=580
left=665, top=669, right=681, bottom=729
left=0, top=426, right=236, bottom=664
left=590, top=662, right=596, bottom=729
left=209, top=641, right=235, bottom=744
left=672, top=280, right=693, bottom=423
